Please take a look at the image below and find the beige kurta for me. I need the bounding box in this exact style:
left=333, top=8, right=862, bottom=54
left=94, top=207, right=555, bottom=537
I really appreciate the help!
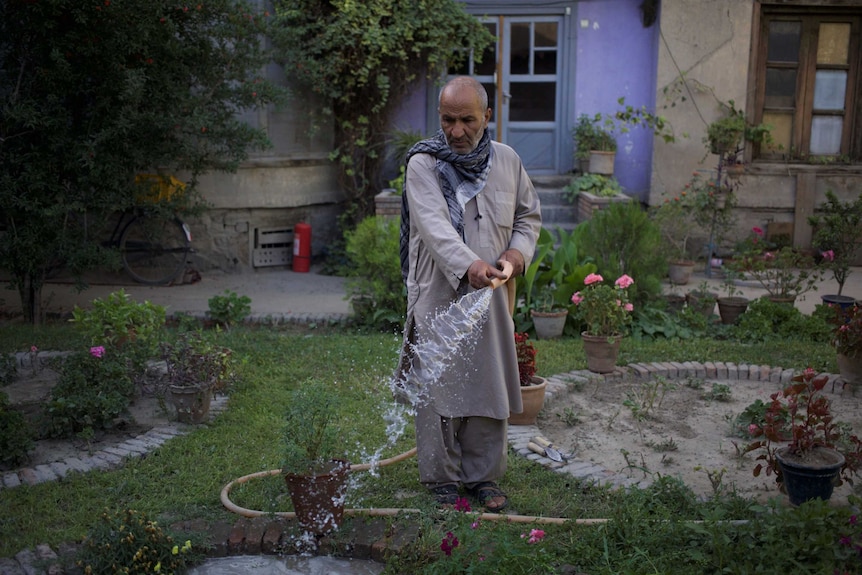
left=399, top=141, right=542, bottom=420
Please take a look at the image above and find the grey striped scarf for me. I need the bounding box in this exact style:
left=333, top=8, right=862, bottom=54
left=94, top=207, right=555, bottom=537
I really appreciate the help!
left=399, top=129, right=493, bottom=283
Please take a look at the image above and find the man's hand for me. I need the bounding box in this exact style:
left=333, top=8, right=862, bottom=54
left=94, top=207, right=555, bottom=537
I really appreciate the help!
left=466, top=260, right=508, bottom=290
left=498, top=249, right=525, bottom=277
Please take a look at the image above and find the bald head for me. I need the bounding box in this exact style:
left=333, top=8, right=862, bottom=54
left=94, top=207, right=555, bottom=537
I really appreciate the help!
left=439, top=76, right=489, bottom=111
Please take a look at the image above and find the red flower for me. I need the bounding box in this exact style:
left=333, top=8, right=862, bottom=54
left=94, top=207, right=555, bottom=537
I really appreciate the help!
left=440, top=532, right=459, bottom=556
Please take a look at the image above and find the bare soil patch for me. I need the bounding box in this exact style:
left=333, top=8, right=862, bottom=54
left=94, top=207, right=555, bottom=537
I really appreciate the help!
left=1, top=360, right=172, bottom=473
left=537, top=372, right=862, bottom=503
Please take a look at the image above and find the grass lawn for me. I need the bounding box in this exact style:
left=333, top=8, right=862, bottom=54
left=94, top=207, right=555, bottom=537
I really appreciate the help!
left=1, top=323, right=860, bottom=573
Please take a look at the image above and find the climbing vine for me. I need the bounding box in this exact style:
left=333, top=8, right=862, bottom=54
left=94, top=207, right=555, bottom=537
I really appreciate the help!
left=269, top=0, right=494, bottom=220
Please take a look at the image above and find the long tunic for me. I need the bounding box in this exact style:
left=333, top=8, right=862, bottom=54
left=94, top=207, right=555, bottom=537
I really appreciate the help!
left=399, top=141, right=542, bottom=420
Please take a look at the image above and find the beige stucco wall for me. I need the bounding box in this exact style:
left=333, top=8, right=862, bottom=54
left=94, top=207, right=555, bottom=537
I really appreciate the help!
left=186, top=158, right=344, bottom=272
left=653, top=0, right=862, bottom=256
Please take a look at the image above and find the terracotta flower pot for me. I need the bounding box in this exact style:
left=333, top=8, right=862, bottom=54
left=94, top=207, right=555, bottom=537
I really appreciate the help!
left=581, top=332, right=622, bottom=374
left=508, top=376, right=547, bottom=425
left=668, top=261, right=695, bottom=285
left=717, top=296, right=749, bottom=325
left=168, top=385, right=212, bottom=424
left=284, top=459, right=350, bottom=535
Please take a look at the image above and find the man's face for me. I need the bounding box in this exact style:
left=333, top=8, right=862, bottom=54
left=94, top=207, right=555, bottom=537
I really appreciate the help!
left=439, top=85, right=492, bottom=154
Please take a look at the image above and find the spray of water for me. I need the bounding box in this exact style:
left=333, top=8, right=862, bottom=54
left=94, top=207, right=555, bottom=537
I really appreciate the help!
left=355, top=286, right=496, bottom=478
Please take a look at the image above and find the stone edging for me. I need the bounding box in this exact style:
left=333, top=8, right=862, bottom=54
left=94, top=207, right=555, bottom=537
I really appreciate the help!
left=0, top=396, right=228, bottom=493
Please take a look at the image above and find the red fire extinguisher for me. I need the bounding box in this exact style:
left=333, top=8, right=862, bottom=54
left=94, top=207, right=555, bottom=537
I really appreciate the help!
left=292, top=222, right=311, bottom=273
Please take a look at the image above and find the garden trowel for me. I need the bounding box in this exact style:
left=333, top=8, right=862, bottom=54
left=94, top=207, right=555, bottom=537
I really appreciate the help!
left=530, top=435, right=568, bottom=462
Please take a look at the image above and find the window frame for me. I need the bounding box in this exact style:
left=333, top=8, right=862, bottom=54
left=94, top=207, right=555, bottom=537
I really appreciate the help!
left=753, top=4, right=862, bottom=163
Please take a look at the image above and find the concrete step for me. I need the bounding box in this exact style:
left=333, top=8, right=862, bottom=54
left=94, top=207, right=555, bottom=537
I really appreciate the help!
left=532, top=174, right=577, bottom=233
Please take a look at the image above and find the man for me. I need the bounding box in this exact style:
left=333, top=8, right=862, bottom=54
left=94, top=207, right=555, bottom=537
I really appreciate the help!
left=397, top=76, right=541, bottom=512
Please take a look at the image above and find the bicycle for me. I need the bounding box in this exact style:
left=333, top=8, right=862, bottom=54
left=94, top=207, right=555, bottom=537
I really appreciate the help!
left=111, top=174, right=193, bottom=286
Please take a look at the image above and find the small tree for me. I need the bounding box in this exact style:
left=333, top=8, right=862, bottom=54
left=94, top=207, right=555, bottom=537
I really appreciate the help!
left=0, top=0, right=283, bottom=323
left=269, top=0, right=494, bottom=221
left=809, top=190, right=862, bottom=296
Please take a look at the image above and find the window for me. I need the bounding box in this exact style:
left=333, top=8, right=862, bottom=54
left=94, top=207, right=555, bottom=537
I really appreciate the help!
left=755, top=7, right=861, bottom=161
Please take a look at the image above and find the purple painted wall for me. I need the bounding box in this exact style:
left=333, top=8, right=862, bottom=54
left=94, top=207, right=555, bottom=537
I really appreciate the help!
left=390, top=0, right=659, bottom=199
left=575, top=0, right=659, bottom=200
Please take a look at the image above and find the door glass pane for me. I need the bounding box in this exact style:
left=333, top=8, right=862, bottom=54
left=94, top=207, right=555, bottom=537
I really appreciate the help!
left=534, top=51, right=557, bottom=74
left=767, top=21, right=801, bottom=62
left=510, top=82, right=555, bottom=122
left=765, top=68, right=797, bottom=108
left=817, top=23, right=850, bottom=65
left=762, top=111, right=793, bottom=153
left=813, top=70, right=847, bottom=110
left=534, top=22, right=557, bottom=48
left=510, top=23, right=530, bottom=74
left=810, top=116, right=843, bottom=154
left=475, top=22, right=498, bottom=76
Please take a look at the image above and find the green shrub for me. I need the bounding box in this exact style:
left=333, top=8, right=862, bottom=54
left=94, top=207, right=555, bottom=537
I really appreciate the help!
left=42, top=348, right=134, bottom=438
left=344, top=216, right=406, bottom=329
left=731, top=297, right=832, bottom=342
left=573, top=201, right=666, bottom=309
left=71, top=289, right=166, bottom=377
left=207, top=290, right=252, bottom=329
left=0, top=392, right=33, bottom=466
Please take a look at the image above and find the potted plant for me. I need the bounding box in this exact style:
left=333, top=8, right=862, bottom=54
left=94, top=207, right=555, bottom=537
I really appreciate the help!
left=744, top=367, right=862, bottom=505
left=829, top=303, right=862, bottom=388
left=726, top=227, right=824, bottom=303
left=716, top=271, right=749, bottom=325
left=513, top=227, right=596, bottom=335
left=564, top=173, right=631, bottom=223
left=570, top=273, right=635, bottom=373
left=651, top=193, right=698, bottom=285
left=529, top=285, right=568, bottom=340
left=508, top=332, right=547, bottom=425
left=685, top=280, right=718, bottom=319
left=705, top=100, right=772, bottom=171
left=809, top=189, right=862, bottom=303
left=160, top=332, right=235, bottom=424
left=282, top=378, right=351, bottom=535
left=576, top=113, right=618, bottom=175
left=571, top=114, right=603, bottom=173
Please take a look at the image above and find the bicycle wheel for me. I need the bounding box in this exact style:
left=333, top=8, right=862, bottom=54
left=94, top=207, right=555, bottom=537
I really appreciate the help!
left=120, top=215, right=191, bottom=285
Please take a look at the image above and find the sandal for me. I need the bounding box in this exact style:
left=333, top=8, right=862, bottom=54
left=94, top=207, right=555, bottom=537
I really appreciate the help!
left=431, top=483, right=460, bottom=506
left=467, top=481, right=508, bottom=513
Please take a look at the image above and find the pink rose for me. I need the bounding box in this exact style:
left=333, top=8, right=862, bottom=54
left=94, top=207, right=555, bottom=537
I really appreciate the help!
left=571, top=292, right=583, bottom=305
left=752, top=226, right=763, bottom=236
left=89, top=346, right=105, bottom=358
left=615, top=274, right=634, bottom=289
left=584, top=273, right=603, bottom=285
left=30, top=345, right=38, bottom=353
left=823, top=250, right=835, bottom=262
left=624, top=303, right=634, bottom=312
